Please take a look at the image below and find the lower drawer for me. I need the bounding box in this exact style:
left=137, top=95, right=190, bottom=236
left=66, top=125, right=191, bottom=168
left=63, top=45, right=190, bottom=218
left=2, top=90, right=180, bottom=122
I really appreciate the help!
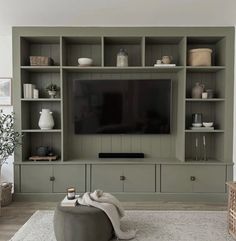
left=161, top=165, right=226, bottom=193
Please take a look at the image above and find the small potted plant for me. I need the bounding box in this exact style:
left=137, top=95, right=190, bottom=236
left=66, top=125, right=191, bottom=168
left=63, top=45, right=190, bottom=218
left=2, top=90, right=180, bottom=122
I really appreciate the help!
left=46, top=84, right=59, bottom=98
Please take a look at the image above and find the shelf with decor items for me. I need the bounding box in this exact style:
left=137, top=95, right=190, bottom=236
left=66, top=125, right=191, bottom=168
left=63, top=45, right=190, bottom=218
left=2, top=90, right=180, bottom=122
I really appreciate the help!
left=62, top=37, right=102, bottom=67
left=185, top=132, right=224, bottom=162
left=12, top=27, right=234, bottom=202
left=21, top=132, right=62, bottom=162
left=20, top=37, right=61, bottom=66
left=103, top=37, right=143, bottom=67
left=21, top=98, right=61, bottom=102
left=20, top=66, right=61, bottom=72
left=187, top=37, right=226, bottom=67
left=145, top=37, right=186, bottom=67
left=62, top=66, right=184, bottom=73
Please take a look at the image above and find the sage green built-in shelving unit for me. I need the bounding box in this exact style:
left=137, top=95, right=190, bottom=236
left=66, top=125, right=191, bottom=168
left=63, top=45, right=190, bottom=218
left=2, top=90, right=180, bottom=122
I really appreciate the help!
left=13, top=27, right=235, bottom=201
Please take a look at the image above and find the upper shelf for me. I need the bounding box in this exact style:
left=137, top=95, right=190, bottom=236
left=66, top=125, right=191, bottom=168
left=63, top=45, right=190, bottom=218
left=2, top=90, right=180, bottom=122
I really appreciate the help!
left=186, top=66, right=226, bottom=73
left=21, top=66, right=60, bottom=72
left=62, top=66, right=184, bottom=73
left=20, top=36, right=227, bottom=70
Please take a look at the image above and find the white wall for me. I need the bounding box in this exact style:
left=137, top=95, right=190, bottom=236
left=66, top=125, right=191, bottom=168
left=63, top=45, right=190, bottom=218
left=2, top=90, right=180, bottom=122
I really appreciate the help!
left=0, top=35, right=13, bottom=183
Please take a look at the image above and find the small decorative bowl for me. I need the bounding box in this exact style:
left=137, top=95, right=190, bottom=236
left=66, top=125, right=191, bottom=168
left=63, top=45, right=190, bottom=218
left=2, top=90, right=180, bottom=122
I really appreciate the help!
left=203, top=122, right=214, bottom=127
left=78, top=58, right=93, bottom=67
left=192, top=123, right=202, bottom=127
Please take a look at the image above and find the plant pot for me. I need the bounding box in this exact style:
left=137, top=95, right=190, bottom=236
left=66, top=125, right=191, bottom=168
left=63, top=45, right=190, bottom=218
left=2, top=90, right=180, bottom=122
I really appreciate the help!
left=48, top=90, right=57, bottom=98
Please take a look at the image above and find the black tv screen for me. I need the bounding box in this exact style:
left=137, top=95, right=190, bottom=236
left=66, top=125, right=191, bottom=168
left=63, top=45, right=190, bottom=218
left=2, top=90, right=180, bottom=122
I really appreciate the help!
left=73, top=79, right=172, bottom=134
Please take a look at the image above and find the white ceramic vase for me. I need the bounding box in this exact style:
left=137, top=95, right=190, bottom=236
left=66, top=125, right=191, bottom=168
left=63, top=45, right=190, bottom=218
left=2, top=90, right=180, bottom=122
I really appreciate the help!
left=38, top=109, right=54, bottom=130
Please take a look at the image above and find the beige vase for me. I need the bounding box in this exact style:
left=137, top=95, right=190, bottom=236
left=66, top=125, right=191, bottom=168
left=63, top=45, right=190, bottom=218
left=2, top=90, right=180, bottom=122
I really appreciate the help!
left=192, top=82, right=204, bottom=98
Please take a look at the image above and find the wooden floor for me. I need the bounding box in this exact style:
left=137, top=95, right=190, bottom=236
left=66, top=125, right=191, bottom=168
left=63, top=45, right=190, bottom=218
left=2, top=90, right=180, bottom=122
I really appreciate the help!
left=0, top=201, right=227, bottom=241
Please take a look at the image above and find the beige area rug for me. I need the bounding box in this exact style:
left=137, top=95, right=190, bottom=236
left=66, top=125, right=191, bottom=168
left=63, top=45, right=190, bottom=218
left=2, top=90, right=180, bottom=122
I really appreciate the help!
left=10, top=210, right=234, bottom=241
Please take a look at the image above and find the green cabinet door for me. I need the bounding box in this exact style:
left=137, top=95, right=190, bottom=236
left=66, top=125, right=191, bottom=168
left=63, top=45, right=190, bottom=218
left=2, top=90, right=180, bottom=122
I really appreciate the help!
left=91, top=165, right=123, bottom=192
left=194, top=165, right=226, bottom=193
left=53, top=165, right=86, bottom=193
left=123, top=165, right=155, bottom=192
left=21, top=165, right=53, bottom=193
left=161, top=165, right=193, bottom=193
left=161, top=164, right=226, bottom=193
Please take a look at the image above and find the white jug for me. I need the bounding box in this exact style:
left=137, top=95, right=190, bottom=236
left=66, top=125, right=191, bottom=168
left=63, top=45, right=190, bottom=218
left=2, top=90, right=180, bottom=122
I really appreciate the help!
left=38, top=109, right=55, bottom=130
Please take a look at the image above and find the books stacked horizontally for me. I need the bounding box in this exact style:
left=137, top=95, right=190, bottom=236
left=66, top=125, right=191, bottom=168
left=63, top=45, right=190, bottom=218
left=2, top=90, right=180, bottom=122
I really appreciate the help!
left=61, top=195, right=80, bottom=207
left=154, top=64, right=176, bottom=67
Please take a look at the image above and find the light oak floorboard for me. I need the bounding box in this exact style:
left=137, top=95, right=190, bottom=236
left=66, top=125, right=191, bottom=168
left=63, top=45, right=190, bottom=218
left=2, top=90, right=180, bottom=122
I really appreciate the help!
left=0, top=201, right=227, bottom=241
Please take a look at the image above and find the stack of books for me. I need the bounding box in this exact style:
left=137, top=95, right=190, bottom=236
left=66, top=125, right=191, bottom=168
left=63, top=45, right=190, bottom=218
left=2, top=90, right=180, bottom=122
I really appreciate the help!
left=23, top=83, right=35, bottom=98
left=154, top=64, right=176, bottom=67
left=61, top=195, right=80, bottom=207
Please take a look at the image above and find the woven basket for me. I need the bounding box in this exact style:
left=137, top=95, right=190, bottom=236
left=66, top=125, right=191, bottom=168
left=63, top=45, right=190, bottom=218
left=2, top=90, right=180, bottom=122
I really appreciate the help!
left=227, top=182, right=236, bottom=240
left=29, top=56, right=53, bottom=66
left=1, top=183, right=12, bottom=207
left=188, top=48, right=212, bottom=66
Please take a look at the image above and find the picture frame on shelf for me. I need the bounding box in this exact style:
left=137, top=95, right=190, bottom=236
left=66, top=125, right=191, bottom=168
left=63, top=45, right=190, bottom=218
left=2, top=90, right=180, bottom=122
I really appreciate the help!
left=0, top=77, right=12, bottom=106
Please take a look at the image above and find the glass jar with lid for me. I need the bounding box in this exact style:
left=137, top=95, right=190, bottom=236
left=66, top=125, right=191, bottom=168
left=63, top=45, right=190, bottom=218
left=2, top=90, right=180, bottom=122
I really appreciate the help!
left=116, top=48, right=128, bottom=67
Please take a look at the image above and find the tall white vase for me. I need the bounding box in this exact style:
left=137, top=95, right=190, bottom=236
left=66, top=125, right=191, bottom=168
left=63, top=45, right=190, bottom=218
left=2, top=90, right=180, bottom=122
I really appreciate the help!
left=38, top=109, right=55, bottom=130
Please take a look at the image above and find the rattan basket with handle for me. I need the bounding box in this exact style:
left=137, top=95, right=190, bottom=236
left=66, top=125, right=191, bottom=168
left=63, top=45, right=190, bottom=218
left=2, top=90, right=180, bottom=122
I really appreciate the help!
left=227, top=182, right=236, bottom=240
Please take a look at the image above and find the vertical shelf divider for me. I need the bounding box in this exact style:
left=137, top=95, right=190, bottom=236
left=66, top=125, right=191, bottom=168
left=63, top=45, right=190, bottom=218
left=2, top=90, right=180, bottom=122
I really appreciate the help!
left=101, top=36, right=104, bottom=67
left=142, top=36, right=146, bottom=67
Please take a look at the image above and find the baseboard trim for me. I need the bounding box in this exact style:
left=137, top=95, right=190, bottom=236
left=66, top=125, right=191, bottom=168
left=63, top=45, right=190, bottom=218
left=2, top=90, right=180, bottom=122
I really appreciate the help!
left=13, top=192, right=227, bottom=203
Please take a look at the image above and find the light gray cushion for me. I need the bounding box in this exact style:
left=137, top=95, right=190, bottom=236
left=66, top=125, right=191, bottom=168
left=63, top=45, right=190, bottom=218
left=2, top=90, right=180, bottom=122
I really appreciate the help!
left=54, top=204, right=113, bottom=241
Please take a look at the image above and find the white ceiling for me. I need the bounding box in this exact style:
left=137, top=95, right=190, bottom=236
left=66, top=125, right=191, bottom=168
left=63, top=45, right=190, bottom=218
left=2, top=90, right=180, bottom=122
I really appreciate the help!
left=0, top=0, right=236, bottom=35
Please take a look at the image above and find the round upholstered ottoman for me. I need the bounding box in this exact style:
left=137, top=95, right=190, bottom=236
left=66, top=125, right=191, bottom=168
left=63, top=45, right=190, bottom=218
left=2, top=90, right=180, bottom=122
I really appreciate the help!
left=54, top=204, right=113, bottom=241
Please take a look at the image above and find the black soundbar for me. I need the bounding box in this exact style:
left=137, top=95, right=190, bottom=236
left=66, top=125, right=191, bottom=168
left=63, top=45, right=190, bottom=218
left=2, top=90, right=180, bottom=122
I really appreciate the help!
left=99, top=153, right=144, bottom=158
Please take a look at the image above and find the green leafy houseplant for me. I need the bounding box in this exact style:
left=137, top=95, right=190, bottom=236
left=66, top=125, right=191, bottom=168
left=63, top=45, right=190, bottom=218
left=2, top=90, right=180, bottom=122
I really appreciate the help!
left=0, top=110, right=21, bottom=167
left=46, top=84, right=59, bottom=92
left=46, top=84, right=60, bottom=98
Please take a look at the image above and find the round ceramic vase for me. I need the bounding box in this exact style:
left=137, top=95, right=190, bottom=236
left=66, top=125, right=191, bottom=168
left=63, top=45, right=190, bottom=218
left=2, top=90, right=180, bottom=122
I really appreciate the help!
left=38, top=109, right=55, bottom=130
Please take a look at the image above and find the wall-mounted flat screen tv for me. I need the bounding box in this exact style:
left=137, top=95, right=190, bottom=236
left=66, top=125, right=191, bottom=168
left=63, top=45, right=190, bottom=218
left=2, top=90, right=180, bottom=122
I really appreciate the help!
left=73, top=79, right=172, bottom=134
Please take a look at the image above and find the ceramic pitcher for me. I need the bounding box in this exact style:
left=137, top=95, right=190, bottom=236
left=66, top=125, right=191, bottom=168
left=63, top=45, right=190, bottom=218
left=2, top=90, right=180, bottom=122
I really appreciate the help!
left=192, top=82, right=204, bottom=99
left=38, top=109, right=54, bottom=130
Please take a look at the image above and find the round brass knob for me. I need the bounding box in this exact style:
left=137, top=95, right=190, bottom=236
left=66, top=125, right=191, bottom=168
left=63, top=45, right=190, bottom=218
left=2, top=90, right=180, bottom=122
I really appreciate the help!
left=120, top=175, right=126, bottom=181
left=190, top=176, right=196, bottom=181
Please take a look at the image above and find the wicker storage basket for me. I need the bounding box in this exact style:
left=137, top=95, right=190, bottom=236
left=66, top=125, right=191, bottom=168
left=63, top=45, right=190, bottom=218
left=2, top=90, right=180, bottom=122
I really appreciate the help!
left=1, top=183, right=12, bottom=207
left=29, top=56, right=53, bottom=66
left=188, top=48, right=212, bottom=66
left=227, top=182, right=236, bottom=239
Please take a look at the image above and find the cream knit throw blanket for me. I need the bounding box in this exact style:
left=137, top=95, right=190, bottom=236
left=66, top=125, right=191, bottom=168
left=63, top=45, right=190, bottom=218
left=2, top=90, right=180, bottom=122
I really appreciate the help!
left=77, top=190, right=137, bottom=240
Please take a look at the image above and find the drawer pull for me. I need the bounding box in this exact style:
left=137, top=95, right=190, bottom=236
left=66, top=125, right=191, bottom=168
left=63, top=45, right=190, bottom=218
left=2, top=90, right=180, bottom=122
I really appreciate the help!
left=120, top=175, right=126, bottom=181
left=190, top=176, right=196, bottom=181
left=50, top=176, right=55, bottom=181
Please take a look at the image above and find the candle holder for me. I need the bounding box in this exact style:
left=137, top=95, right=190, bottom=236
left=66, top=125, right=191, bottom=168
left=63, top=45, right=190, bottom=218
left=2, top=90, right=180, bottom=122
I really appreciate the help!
left=67, top=187, right=76, bottom=200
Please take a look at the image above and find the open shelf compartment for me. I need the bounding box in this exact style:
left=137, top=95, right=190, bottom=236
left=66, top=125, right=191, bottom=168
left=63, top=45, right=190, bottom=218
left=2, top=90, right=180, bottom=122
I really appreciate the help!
left=187, top=37, right=226, bottom=66
left=21, top=70, right=61, bottom=99
left=20, top=37, right=60, bottom=66
left=186, top=70, right=225, bottom=99
left=185, top=132, right=224, bottom=162
left=62, top=37, right=102, bottom=67
left=22, top=132, right=61, bottom=162
left=145, top=37, right=185, bottom=66
left=21, top=101, right=61, bottom=130
left=185, top=101, right=224, bottom=130
left=104, top=37, right=142, bottom=67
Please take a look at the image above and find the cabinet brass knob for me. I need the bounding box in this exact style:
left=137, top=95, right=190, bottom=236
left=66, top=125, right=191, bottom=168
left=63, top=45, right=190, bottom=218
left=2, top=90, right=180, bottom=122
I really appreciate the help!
left=120, top=175, right=126, bottom=181
left=50, top=176, right=55, bottom=181
left=190, top=176, right=196, bottom=181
